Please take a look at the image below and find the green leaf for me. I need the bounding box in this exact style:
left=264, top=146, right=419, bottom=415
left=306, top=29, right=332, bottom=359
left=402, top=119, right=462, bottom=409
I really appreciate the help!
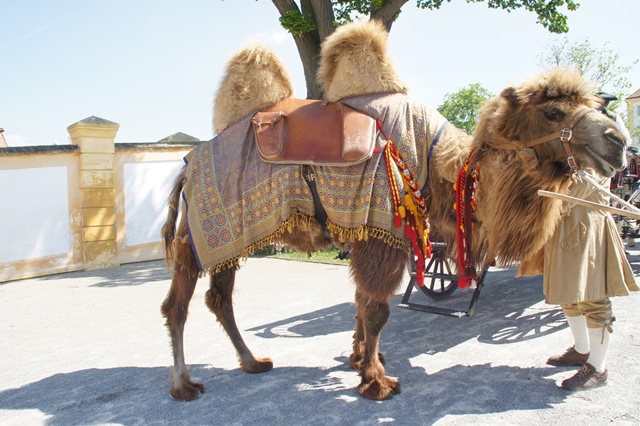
left=279, top=10, right=317, bottom=36
left=437, top=83, right=494, bottom=134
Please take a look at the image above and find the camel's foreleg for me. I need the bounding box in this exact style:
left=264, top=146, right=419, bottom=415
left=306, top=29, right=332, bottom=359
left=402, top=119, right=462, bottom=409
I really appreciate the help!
left=356, top=296, right=398, bottom=400
left=205, top=268, right=273, bottom=373
left=349, top=291, right=366, bottom=370
left=349, top=239, right=407, bottom=400
left=349, top=289, right=386, bottom=370
left=161, top=232, right=204, bottom=401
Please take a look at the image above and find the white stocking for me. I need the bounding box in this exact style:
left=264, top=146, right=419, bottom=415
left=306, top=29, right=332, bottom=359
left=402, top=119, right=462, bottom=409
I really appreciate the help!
left=587, top=327, right=610, bottom=373
left=566, top=314, right=589, bottom=354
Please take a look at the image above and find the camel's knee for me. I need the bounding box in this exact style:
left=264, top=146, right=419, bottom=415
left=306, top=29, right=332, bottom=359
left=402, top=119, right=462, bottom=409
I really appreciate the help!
left=161, top=236, right=199, bottom=324
left=172, top=234, right=199, bottom=278
left=364, top=302, right=390, bottom=334
left=161, top=292, right=189, bottom=328
left=205, top=287, right=223, bottom=311
left=204, top=268, right=236, bottom=313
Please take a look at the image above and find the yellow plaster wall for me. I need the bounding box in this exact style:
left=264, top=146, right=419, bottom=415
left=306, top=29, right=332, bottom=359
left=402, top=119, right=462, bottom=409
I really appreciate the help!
left=0, top=116, right=197, bottom=282
left=68, top=116, right=120, bottom=271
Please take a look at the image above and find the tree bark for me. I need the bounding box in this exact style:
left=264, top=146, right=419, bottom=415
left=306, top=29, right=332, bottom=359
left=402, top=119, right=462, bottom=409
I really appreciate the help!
left=371, top=0, right=408, bottom=31
left=272, top=0, right=323, bottom=99
left=310, top=0, right=336, bottom=43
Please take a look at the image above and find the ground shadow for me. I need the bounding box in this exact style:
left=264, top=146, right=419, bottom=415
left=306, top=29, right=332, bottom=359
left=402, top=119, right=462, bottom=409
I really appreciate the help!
left=248, top=266, right=565, bottom=353
left=0, top=361, right=568, bottom=426
left=36, top=260, right=170, bottom=288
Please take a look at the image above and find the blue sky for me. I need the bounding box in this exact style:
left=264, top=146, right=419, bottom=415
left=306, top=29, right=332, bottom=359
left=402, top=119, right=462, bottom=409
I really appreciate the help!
left=2, top=0, right=639, bottom=146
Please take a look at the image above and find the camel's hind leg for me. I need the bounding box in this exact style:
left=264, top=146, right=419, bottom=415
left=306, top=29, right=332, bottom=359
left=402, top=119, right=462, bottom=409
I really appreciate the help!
left=349, top=238, right=407, bottom=400
left=205, top=268, right=273, bottom=373
left=161, top=229, right=204, bottom=401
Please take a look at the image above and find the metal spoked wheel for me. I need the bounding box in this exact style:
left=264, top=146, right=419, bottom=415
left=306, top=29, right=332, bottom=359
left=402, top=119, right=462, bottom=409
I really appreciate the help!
left=408, top=243, right=458, bottom=300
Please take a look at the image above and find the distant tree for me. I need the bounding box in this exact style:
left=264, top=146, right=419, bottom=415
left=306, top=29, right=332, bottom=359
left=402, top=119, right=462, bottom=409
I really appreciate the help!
left=272, top=0, right=579, bottom=99
left=437, top=83, right=493, bottom=135
left=537, top=37, right=638, bottom=115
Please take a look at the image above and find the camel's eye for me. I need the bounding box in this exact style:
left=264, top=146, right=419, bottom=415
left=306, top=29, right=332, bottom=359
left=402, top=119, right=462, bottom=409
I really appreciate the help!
left=543, top=108, right=566, bottom=122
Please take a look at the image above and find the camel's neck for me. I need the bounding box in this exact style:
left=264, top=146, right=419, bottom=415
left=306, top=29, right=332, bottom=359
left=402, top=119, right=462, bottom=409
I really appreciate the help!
left=473, top=148, right=571, bottom=267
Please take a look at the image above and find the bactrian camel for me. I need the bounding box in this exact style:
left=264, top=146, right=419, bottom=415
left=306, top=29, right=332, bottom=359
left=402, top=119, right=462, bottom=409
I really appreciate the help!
left=160, top=20, right=627, bottom=401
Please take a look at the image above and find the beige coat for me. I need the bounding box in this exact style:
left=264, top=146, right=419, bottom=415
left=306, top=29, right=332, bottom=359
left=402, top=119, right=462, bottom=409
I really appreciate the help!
left=539, top=169, right=638, bottom=305
left=544, top=171, right=638, bottom=305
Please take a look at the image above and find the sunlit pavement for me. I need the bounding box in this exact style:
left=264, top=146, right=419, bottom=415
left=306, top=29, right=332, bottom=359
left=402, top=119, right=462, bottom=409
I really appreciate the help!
left=1, top=251, right=639, bottom=425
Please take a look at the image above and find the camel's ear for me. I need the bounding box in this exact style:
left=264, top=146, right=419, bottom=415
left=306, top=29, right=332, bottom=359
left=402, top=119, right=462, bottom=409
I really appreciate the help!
left=500, top=87, right=520, bottom=108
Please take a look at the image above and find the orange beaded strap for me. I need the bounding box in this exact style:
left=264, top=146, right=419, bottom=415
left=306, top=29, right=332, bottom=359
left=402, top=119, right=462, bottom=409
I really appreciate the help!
left=379, top=120, right=432, bottom=286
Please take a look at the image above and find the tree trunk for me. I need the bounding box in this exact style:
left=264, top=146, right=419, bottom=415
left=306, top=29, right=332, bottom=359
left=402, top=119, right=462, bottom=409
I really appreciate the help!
left=272, top=0, right=324, bottom=99
left=272, top=0, right=406, bottom=99
left=310, top=0, right=335, bottom=42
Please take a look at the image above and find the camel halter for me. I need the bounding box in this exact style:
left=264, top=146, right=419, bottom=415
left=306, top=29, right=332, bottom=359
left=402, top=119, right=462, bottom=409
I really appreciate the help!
left=523, top=108, right=594, bottom=172
left=454, top=107, right=594, bottom=288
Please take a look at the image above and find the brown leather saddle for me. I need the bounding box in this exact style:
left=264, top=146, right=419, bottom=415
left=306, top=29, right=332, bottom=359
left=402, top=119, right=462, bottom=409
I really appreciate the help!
left=251, top=98, right=377, bottom=166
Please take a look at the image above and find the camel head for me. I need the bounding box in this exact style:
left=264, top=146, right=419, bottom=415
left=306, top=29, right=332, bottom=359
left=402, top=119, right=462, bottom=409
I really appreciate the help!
left=213, top=43, right=294, bottom=133
left=474, top=68, right=627, bottom=178
left=465, top=68, right=628, bottom=270
left=317, top=20, right=408, bottom=102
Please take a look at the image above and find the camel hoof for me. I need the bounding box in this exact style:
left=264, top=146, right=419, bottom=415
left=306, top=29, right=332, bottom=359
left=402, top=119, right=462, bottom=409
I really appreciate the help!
left=170, top=381, right=205, bottom=401
left=241, top=357, right=273, bottom=374
left=357, top=376, right=400, bottom=400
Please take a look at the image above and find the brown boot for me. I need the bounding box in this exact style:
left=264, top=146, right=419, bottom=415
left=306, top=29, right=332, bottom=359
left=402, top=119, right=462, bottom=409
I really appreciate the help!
left=561, top=363, right=607, bottom=390
left=547, top=346, right=589, bottom=366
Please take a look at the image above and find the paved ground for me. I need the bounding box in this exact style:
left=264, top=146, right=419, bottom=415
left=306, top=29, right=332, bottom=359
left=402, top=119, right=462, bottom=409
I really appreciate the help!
left=1, top=251, right=639, bottom=426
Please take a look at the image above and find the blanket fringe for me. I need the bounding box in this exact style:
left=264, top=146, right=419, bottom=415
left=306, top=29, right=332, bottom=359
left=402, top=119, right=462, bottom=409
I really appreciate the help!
left=325, top=220, right=409, bottom=251
left=202, top=210, right=316, bottom=277
left=199, top=211, right=410, bottom=277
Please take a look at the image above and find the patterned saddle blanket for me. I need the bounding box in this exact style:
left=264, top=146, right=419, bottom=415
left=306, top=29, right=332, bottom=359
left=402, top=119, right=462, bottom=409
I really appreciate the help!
left=182, top=92, right=449, bottom=274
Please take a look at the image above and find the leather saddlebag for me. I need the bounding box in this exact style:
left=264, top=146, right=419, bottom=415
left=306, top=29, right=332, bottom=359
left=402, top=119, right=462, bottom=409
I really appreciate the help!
left=251, top=98, right=377, bottom=166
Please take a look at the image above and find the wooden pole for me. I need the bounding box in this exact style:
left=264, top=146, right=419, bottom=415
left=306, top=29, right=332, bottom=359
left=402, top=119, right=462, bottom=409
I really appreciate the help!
left=538, top=190, right=640, bottom=220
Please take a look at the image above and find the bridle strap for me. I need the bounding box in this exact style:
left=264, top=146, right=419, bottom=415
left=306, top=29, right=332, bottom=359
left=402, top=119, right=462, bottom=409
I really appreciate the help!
left=524, top=108, right=593, bottom=148
left=523, top=108, right=593, bottom=171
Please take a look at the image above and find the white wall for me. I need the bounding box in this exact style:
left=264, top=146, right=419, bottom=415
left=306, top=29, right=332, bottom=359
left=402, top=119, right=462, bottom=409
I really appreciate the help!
left=123, top=160, right=184, bottom=246
left=0, top=166, right=71, bottom=262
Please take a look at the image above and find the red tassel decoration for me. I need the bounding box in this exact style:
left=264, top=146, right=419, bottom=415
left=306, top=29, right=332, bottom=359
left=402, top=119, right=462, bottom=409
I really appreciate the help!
left=454, top=150, right=480, bottom=288
left=380, top=122, right=433, bottom=283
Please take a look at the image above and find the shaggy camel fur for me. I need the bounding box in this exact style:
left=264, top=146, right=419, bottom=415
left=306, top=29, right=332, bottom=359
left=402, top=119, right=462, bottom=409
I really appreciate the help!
left=161, top=20, right=627, bottom=401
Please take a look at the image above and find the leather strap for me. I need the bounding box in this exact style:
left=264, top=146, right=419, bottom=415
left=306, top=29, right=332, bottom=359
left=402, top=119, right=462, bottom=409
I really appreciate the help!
left=524, top=108, right=592, bottom=148
left=302, top=165, right=329, bottom=231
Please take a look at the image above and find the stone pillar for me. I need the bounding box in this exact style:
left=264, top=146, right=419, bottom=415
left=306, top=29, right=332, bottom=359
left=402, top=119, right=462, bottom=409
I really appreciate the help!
left=67, top=116, right=120, bottom=270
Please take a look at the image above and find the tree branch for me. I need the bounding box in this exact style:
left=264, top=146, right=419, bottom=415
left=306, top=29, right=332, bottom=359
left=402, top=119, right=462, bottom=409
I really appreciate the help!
left=371, top=0, right=409, bottom=30
left=271, top=0, right=298, bottom=16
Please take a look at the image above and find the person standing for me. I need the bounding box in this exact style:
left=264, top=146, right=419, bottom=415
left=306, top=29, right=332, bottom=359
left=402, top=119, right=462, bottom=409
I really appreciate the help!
left=541, top=168, right=638, bottom=390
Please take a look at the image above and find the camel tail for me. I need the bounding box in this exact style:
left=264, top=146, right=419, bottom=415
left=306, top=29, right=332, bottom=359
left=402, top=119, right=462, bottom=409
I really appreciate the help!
left=162, top=165, right=186, bottom=266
